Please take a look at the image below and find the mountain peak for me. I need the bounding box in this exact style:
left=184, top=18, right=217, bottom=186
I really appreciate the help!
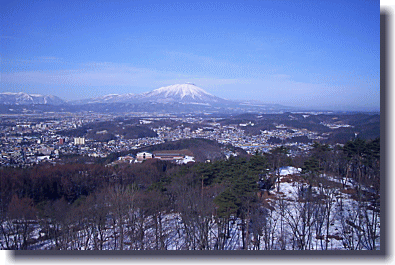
left=71, top=84, right=227, bottom=105
left=148, top=83, right=214, bottom=100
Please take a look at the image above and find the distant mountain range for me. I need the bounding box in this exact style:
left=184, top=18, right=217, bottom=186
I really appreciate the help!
left=73, top=83, right=228, bottom=105
left=0, top=84, right=298, bottom=114
left=0, top=92, right=65, bottom=105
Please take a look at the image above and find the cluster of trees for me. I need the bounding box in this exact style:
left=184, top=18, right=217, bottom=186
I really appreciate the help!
left=297, top=139, right=380, bottom=250
left=0, top=138, right=380, bottom=250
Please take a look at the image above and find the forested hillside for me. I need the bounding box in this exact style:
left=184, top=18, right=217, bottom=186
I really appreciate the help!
left=0, top=138, right=380, bottom=250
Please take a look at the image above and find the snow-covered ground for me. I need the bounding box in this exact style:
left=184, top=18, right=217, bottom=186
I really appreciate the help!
left=1, top=167, right=379, bottom=251
left=279, top=166, right=302, bottom=176
left=177, top=155, right=195, bottom=164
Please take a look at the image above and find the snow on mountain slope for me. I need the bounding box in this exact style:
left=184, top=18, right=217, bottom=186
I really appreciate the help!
left=146, top=84, right=213, bottom=99
left=141, top=83, right=224, bottom=104
left=0, top=92, right=65, bottom=105
left=89, top=93, right=137, bottom=103
left=80, top=84, right=227, bottom=104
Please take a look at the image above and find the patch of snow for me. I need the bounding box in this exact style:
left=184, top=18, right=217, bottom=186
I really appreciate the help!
left=178, top=155, right=195, bottom=164
left=279, top=166, right=302, bottom=175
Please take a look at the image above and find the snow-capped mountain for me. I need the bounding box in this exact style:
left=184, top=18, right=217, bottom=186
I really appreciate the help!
left=78, top=83, right=227, bottom=105
left=0, top=92, right=65, bottom=105
left=141, top=83, right=224, bottom=104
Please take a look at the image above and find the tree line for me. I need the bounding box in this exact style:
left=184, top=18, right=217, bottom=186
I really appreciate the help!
left=0, top=137, right=380, bottom=250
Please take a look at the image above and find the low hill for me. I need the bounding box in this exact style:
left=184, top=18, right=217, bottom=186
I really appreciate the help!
left=135, top=138, right=247, bottom=162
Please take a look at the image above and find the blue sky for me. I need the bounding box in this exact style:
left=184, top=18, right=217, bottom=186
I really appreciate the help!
left=1, top=0, right=380, bottom=111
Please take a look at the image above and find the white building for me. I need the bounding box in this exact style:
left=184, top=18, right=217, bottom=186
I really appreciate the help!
left=136, top=152, right=153, bottom=162
left=74, top=137, right=85, bottom=145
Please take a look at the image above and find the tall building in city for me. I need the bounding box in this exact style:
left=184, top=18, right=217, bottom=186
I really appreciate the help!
left=74, top=137, right=85, bottom=145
